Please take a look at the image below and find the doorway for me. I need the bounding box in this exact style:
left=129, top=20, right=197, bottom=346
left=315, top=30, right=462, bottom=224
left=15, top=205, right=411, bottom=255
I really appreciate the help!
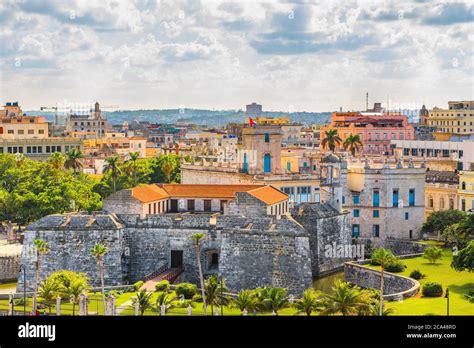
left=170, top=250, right=183, bottom=268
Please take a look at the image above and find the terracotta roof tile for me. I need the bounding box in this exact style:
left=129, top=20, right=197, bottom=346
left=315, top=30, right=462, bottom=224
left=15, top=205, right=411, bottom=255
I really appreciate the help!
left=161, top=184, right=265, bottom=199
left=247, top=186, right=288, bottom=205
left=131, top=185, right=169, bottom=203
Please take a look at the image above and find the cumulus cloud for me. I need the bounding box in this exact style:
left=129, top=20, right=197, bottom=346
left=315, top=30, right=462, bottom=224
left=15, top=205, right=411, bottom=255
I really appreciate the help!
left=0, top=0, right=472, bottom=111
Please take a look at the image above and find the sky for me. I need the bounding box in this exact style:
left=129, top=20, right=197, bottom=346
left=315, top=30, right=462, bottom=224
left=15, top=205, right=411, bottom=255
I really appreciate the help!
left=0, top=0, right=473, bottom=112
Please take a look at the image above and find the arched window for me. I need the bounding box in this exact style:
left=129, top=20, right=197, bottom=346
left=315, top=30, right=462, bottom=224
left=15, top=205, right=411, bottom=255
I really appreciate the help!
left=264, top=153, right=271, bottom=173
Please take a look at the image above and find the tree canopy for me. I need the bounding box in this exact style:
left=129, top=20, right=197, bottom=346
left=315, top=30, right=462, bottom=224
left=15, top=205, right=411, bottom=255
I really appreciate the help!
left=0, top=154, right=102, bottom=226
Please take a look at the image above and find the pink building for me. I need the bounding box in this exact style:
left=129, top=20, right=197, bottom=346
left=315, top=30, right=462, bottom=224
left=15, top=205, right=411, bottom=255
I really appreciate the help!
left=320, top=112, right=415, bottom=155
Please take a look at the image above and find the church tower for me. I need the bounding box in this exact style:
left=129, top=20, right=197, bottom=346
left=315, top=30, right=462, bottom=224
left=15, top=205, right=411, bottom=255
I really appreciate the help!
left=320, top=153, right=346, bottom=211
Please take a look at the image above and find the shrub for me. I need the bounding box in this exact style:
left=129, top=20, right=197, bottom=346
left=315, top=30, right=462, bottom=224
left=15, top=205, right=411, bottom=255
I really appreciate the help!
left=133, top=281, right=144, bottom=291
left=385, top=261, right=406, bottom=273
left=155, top=280, right=170, bottom=292
left=14, top=298, right=26, bottom=306
left=423, top=247, right=443, bottom=264
left=174, top=283, right=198, bottom=299
left=409, top=269, right=425, bottom=280
left=370, top=259, right=381, bottom=266
left=422, top=282, right=443, bottom=297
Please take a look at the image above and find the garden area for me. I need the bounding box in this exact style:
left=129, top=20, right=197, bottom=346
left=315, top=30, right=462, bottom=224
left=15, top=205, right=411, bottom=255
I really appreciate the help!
left=368, top=245, right=474, bottom=315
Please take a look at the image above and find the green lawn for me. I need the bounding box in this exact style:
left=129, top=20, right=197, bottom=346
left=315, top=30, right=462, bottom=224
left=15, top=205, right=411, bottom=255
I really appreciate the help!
left=368, top=248, right=474, bottom=315
left=0, top=291, right=133, bottom=315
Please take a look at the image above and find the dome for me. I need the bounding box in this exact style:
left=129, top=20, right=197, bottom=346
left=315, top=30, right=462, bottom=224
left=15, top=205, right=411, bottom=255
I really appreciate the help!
left=321, top=153, right=340, bottom=163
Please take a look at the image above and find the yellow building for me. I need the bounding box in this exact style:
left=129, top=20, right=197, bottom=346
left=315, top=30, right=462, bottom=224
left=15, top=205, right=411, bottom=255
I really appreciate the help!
left=459, top=170, right=474, bottom=212
left=244, top=116, right=290, bottom=125
left=428, top=101, right=474, bottom=140
left=424, top=171, right=458, bottom=220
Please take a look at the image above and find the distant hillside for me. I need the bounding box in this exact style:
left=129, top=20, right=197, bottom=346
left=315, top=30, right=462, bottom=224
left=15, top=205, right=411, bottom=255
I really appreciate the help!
left=24, top=109, right=332, bottom=127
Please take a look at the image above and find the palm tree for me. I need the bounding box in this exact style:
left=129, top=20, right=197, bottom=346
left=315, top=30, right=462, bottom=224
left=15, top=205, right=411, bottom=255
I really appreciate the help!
left=104, top=156, right=121, bottom=193
left=131, top=289, right=153, bottom=316
left=48, top=152, right=66, bottom=170
left=256, top=287, right=289, bottom=315
left=371, top=248, right=397, bottom=316
left=32, top=239, right=49, bottom=313
left=65, top=148, right=84, bottom=175
left=343, top=134, right=363, bottom=156
left=369, top=301, right=394, bottom=316
left=157, top=155, right=177, bottom=183
left=294, top=289, right=321, bottom=316
left=127, top=152, right=140, bottom=185
left=320, top=280, right=367, bottom=316
left=155, top=291, right=176, bottom=315
left=66, top=280, right=88, bottom=316
left=204, top=275, right=229, bottom=315
left=90, top=243, right=108, bottom=315
left=38, top=278, right=59, bottom=313
left=321, top=130, right=342, bottom=152
left=232, top=289, right=257, bottom=315
left=190, top=233, right=207, bottom=315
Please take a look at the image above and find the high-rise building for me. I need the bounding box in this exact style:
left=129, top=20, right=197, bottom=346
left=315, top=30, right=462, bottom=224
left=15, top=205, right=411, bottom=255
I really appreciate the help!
left=245, top=102, right=262, bottom=117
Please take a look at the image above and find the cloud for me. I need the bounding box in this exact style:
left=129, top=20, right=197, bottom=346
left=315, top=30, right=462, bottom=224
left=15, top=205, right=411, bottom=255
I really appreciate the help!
left=423, top=2, right=474, bottom=25
left=0, top=0, right=472, bottom=111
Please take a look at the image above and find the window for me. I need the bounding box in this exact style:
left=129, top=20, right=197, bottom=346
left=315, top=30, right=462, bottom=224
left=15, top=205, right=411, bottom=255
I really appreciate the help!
left=353, top=195, right=359, bottom=204
left=403, top=148, right=409, bottom=156
left=461, top=199, right=466, bottom=211
left=46, top=146, right=50, bottom=153
left=264, top=133, right=270, bottom=143
left=287, top=161, right=291, bottom=172
left=462, top=182, right=466, bottom=190
left=353, top=209, right=359, bottom=217
left=187, top=200, right=195, bottom=211
left=342, top=196, right=345, bottom=204
left=18, top=130, right=24, bottom=134
left=373, top=190, right=380, bottom=207
left=28, top=130, right=34, bottom=134
left=409, top=189, right=415, bottom=206
left=372, top=225, right=380, bottom=237
left=243, top=153, right=248, bottom=173
left=352, top=224, right=360, bottom=238
left=409, top=230, right=413, bottom=239
left=373, top=210, right=379, bottom=218
left=38, top=130, right=44, bottom=134
left=393, top=189, right=399, bottom=207
left=204, top=200, right=212, bottom=211
left=405, top=212, right=409, bottom=220
left=7, top=130, right=14, bottom=134
left=264, top=153, right=271, bottom=173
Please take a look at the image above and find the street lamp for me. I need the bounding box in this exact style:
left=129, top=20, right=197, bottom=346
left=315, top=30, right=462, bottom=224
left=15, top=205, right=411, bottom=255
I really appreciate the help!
left=19, top=264, right=26, bottom=315
left=445, top=287, right=450, bottom=316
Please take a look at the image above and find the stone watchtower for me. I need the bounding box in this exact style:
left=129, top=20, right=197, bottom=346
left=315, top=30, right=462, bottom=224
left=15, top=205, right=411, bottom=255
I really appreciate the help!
left=319, top=153, right=346, bottom=212
left=93, top=101, right=101, bottom=119
left=240, top=125, right=283, bottom=175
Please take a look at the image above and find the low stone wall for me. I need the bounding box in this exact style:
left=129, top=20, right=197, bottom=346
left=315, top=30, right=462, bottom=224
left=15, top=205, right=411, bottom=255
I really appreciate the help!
left=356, top=238, right=428, bottom=257
left=0, top=255, right=20, bottom=282
left=344, top=261, right=420, bottom=301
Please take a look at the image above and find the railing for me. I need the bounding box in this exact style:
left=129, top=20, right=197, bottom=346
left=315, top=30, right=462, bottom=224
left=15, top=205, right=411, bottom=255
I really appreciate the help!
left=143, top=264, right=167, bottom=282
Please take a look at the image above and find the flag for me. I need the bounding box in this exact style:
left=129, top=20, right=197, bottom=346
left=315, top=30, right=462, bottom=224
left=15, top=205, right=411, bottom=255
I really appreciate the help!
left=249, top=117, right=257, bottom=127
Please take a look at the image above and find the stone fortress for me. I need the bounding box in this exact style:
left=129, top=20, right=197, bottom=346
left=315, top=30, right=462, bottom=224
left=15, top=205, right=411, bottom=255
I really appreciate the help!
left=17, top=155, right=351, bottom=296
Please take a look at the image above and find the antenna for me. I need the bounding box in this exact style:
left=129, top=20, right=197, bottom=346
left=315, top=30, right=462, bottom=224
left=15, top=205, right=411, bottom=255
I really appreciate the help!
left=366, top=92, right=368, bottom=111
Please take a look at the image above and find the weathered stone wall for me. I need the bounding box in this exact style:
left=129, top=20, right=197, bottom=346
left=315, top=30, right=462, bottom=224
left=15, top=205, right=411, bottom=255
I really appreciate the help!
left=220, top=226, right=312, bottom=295
left=103, top=190, right=143, bottom=216
left=344, top=261, right=420, bottom=300
left=0, top=255, right=20, bottom=282
left=291, top=203, right=352, bottom=277
left=356, top=238, right=428, bottom=257
left=227, top=192, right=268, bottom=217
left=17, top=228, right=125, bottom=291
left=18, top=213, right=313, bottom=294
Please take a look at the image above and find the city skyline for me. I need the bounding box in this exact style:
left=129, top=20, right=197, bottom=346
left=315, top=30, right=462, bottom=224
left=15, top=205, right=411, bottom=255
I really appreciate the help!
left=1, top=0, right=473, bottom=111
